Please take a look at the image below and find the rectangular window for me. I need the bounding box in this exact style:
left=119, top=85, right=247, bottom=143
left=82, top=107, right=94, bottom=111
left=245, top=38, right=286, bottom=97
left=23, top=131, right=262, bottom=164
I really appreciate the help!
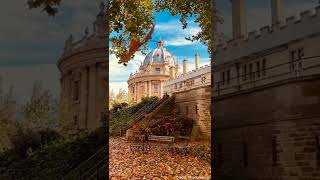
left=227, top=70, right=230, bottom=84
left=236, top=64, right=240, bottom=81
left=201, top=76, right=206, bottom=84
left=272, top=138, right=277, bottom=166
left=186, top=107, right=189, bottom=115
left=242, top=65, right=247, bottom=81
left=290, top=51, right=296, bottom=72
left=174, top=84, right=177, bottom=89
left=154, top=84, right=159, bottom=92
left=155, top=68, right=160, bottom=72
left=222, top=71, right=225, bottom=85
left=73, top=81, right=80, bottom=101
left=195, top=105, right=198, bottom=115
left=249, top=63, right=253, bottom=80
left=298, top=48, right=304, bottom=68
left=256, top=61, right=260, bottom=78
left=73, top=115, right=78, bottom=126
left=262, top=59, right=266, bottom=76
left=243, top=142, right=248, bottom=167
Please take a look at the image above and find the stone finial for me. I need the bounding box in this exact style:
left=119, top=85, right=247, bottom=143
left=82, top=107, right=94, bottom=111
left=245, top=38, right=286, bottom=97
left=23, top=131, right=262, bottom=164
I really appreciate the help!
left=64, top=34, right=73, bottom=50
left=183, top=59, right=189, bottom=74
left=195, top=53, right=200, bottom=69
left=271, top=0, right=284, bottom=26
left=84, top=26, right=89, bottom=36
left=157, top=37, right=164, bottom=47
left=97, top=1, right=105, bottom=17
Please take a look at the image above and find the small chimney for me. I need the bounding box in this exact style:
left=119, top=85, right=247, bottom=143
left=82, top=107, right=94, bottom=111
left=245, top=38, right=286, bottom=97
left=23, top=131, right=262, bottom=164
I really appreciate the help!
left=183, top=59, right=189, bottom=74
left=195, top=53, right=200, bottom=69
left=232, top=0, right=247, bottom=39
left=271, top=0, right=284, bottom=26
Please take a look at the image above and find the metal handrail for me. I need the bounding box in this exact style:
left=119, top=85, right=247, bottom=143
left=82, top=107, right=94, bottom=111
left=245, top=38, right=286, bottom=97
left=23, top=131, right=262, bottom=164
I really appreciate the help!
left=62, top=145, right=107, bottom=180
left=127, top=97, right=167, bottom=128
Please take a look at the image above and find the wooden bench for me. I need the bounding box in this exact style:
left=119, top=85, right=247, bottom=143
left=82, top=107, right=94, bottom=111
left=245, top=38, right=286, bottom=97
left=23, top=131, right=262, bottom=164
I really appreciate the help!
left=147, top=135, right=175, bottom=143
left=147, top=135, right=175, bottom=151
left=170, top=136, right=190, bottom=155
left=130, top=135, right=175, bottom=153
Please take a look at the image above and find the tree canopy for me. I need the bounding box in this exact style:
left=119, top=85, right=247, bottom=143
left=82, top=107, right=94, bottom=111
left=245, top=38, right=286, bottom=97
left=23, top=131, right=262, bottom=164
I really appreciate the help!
left=27, top=0, right=215, bottom=65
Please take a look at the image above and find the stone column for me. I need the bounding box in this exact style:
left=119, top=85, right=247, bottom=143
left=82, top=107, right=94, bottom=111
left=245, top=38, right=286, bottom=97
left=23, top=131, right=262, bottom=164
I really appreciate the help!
left=134, top=83, right=137, bottom=102
left=144, top=81, right=147, bottom=98
left=232, top=0, right=247, bottom=39
left=136, top=82, right=140, bottom=102
left=160, top=80, right=164, bottom=98
left=195, top=53, right=200, bottom=69
left=148, top=81, right=152, bottom=96
left=88, top=63, right=96, bottom=130
left=65, top=72, right=72, bottom=100
left=183, top=59, right=189, bottom=74
left=271, top=0, right=284, bottom=26
left=80, top=66, right=88, bottom=129
left=96, top=63, right=108, bottom=127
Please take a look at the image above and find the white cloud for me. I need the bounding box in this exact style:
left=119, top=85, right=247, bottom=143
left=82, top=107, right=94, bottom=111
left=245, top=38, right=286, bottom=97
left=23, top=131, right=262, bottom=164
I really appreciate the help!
left=165, top=38, right=200, bottom=46
left=109, top=82, right=128, bottom=94
left=155, top=20, right=202, bottom=46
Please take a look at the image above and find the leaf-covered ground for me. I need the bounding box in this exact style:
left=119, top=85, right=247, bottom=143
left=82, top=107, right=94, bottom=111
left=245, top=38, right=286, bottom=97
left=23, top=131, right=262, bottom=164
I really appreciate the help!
left=109, top=137, right=211, bottom=179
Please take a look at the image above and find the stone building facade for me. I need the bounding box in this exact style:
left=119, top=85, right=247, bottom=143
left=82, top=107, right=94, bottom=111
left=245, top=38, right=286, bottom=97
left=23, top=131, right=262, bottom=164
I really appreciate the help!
left=213, top=0, right=320, bottom=179
left=164, top=64, right=211, bottom=140
left=127, top=40, right=179, bottom=103
left=128, top=40, right=211, bottom=140
left=57, top=3, right=107, bottom=130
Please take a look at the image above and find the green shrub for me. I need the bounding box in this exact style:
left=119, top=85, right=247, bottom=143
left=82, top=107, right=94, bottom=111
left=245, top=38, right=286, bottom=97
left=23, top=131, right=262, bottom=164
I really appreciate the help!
left=109, top=96, right=159, bottom=136
left=0, top=128, right=107, bottom=180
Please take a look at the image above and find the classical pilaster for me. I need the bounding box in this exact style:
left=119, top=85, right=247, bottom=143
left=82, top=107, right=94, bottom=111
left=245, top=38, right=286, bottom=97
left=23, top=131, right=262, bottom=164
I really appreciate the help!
left=148, top=81, right=152, bottom=96
left=136, top=82, right=140, bottom=102
left=88, top=63, right=97, bottom=129
left=144, top=81, right=148, bottom=97
left=160, top=80, right=164, bottom=98
left=80, top=66, right=88, bottom=129
left=135, top=83, right=138, bottom=102
left=65, top=71, right=72, bottom=100
left=96, top=63, right=108, bottom=126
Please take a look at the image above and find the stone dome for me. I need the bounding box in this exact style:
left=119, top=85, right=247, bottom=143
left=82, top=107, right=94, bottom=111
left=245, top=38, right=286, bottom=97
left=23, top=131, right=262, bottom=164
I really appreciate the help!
left=143, top=40, right=178, bottom=66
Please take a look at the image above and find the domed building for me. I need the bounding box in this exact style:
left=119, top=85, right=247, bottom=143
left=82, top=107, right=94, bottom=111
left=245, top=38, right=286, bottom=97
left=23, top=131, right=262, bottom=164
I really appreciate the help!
left=128, top=39, right=179, bottom=103
left=57, top=2, right=107, bottom=130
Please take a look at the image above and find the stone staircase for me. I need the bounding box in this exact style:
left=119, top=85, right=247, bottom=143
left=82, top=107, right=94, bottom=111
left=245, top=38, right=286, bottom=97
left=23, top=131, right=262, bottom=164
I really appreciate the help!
left=62, top=145, right=107, bottom=180
left=62, top=97, right=174, bottom=179
left=125, top=96, right=167, bottom=130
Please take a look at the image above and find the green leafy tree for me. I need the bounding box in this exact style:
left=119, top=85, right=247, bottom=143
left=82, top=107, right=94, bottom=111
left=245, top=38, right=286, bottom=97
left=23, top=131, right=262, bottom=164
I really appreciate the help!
left=23, top=82, right=56, bottom=131
left=55, top=96, right=75, bottom=136
left=27, top=0, right=217, bottom=64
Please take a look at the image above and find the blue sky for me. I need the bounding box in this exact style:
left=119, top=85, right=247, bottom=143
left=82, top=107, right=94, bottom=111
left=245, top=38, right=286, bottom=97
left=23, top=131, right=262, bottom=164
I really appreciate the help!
left=109, top=10, right=211, bottom=93
left=0, top=0, right=318, bottom=103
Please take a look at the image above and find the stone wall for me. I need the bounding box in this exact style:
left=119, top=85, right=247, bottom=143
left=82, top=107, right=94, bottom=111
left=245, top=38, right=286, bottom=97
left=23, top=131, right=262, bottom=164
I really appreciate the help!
left=214, top=76, right=320, bottom=180
left=174, top=86, right=211, bottom=141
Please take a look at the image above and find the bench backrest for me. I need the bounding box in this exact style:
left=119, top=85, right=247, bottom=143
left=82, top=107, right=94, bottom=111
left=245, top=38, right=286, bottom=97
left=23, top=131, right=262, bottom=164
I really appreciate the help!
left=148, top=135, right=175, bottom=142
